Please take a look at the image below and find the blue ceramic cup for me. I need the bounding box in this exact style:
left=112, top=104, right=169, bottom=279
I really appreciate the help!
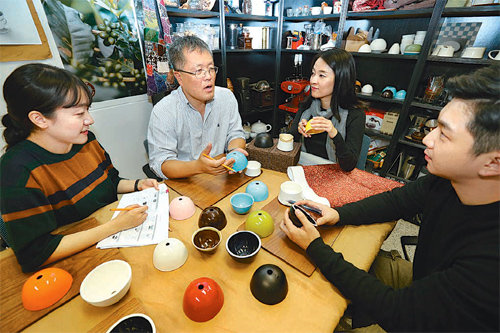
left=395, top=90, right=407, bottom=100
left=230, top=193, right=254, bottom=214
left=226, top=151, right=248, bottom=172
left=245, top=181, right=269, bottom=202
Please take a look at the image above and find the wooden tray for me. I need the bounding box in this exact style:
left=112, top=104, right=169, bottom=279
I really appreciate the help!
left=239, top=197, right=344, bottom=276
left=0, top=218, right=125, bottom=333
left=87, top=297, right=147, bottom=333
left=165, top=171, right=252, bottom=209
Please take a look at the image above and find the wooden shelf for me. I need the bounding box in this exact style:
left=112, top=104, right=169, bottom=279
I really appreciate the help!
left=356, top=93, right=405, bottom=105
left=346, top=8, right=433, bottom=19
left=351, top=52, right=419, bottom=60
left=411, top=101, right=443, bottom=111
left=225, top=13, right=278, bottom=21
left=166, top=7, right=219, bottom=18
left=426, top=56, right=493, bottom=65
left=399, top=138, right=426, bottom=150
left=365, top=128, right=392, bottom=140
left=441, top=5, right=500, bottom=17
left=284, top=14, right=340, bottom=22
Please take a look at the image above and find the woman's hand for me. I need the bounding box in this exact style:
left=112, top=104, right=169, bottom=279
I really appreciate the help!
left=280, top=209, right=321, bottom=250
left=298, top=119, right=311, bottom=138
left=309, top=116, right=338, bottom=139
left=292, top=200, right=340, bottom=226
left=138, top=179, right=159, bottom=191
left=112, top=204, right=148, bottom=231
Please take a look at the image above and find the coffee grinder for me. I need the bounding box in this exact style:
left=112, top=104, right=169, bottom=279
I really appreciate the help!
left=234, top=77, right=252, bottom=114
left=278, top=54, right=310, bottom=113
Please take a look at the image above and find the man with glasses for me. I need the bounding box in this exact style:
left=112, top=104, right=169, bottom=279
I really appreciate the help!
left=147, top=36, right=246, bottom=179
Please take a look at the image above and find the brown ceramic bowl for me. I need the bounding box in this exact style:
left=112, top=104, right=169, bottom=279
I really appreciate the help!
left=192, top=227, right=222, bottom=253
left=198, top=206, right=227, bottom=231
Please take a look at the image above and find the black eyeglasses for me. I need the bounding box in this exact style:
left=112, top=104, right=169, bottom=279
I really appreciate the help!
left=175, top=66, right=219, bottom=79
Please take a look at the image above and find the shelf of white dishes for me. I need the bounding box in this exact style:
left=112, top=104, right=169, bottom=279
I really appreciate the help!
left=426, top=56, right=494, bottom=65
left=224, top=13, right=278, bottom=21
left=166, top=7, right=220, bottom=18
left=350, top=52, right=419, bottom=60
left=441, top=5, right=500, bottom=17
left=364, top=128, right=392, bottom=141
left=356, top=93, right=405, bottom=105
left=226, top=48, right=277, bottom=53
left=346, top=8, right=433, bottom=20
left=399, top=138, right=426, bottom=150
left=284, top=14, right=341, bottom=22
left=411, top=101, right=443, bottom=112
left=281, top=49, right=321, bottom=54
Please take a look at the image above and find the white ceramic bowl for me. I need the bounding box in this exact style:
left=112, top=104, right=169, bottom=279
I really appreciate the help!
left=80, top=260, right=132, bottom=307
left=153, top=238, right=188, bottom=272
left=278, top=181, right=304, bottom=206
left=311, top=6, right=321, bottom=15
left=358, top=44, right=371, bottom=53
left=106, top=313, right=156, bottom=333
left=370, top=38, right=387, bottom=52
left=245, top=160, right=262, bottom=177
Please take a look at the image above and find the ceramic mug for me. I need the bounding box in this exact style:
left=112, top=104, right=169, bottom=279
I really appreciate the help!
left=277, top=133, right=294, bottom=151
left=488, top=49, right=500, bottom=60
left=461, top=46, right=486, bottom=59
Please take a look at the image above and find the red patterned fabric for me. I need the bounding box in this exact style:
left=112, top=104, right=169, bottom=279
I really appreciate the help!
left=303, top=164, right=403, bottom=207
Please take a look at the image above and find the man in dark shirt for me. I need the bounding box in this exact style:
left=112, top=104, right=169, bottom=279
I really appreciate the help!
left=280, top=65, right=500, bottom=331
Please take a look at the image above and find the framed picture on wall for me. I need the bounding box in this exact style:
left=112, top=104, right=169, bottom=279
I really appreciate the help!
left=42, top=0, right=146, bottom=102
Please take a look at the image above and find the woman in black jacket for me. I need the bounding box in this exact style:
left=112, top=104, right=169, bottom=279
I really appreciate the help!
left=290, top=48, right=365, bottom=171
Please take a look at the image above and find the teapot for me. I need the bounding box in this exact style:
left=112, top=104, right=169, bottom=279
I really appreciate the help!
left=251, top=120, right=272, bottom=134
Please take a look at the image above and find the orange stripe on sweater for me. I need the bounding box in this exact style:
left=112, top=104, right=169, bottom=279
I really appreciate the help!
left=25, top=140, right=107, bottom=196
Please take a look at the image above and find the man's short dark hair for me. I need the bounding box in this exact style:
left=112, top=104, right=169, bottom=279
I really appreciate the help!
left=168, top=36, right=212, bottom=71
left=447, top=65, right=500, bottom=155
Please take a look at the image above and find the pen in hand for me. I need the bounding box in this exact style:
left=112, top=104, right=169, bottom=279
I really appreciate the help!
left=202, top=153, right=236, bottom=173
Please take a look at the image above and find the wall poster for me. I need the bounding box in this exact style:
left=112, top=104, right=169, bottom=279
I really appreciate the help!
left=42, top=0, right=147, bottom=102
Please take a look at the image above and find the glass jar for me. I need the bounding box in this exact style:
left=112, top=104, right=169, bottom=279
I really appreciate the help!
left=242, top=0, right=252, bottom=15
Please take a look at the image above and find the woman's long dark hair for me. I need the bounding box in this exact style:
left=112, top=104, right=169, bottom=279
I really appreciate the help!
left=2, top=63, right=92, bottom=150
left=300, top=48, right=358, bottom=121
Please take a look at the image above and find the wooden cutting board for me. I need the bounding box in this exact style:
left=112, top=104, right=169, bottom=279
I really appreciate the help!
left=165, top=171, right=253, bottom=209
left=239, top=197, right=344, bottom=276
left=0, top=218, right=125, bottom=333
left=87, top=297, right=147, bottom=333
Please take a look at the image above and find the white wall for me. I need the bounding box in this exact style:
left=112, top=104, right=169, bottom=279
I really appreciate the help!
left=0, top=0, right=152, bottom=179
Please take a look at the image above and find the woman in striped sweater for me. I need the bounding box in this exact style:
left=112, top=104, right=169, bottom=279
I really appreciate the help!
left=1, top=63, right=158, bottom=272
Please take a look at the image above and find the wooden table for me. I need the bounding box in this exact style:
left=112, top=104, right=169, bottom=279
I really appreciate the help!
left=2, top=169, right=394, bottom=333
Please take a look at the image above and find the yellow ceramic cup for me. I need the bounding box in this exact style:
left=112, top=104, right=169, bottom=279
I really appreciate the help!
left=305, top=119, right=324, bottom=135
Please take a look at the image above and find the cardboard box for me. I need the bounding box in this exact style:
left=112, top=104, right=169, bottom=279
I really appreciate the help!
left=380, top=112, right=399, bottom=135
left=246, top=139, right=301, bottom=173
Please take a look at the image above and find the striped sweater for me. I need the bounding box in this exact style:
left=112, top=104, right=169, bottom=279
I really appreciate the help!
left=0, top=132, right=121, bottom=272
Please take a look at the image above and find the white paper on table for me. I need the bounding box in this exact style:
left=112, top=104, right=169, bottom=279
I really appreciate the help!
left=287, top=166, right=331, bottom=207
left=97, top=183, right=169, bottom=249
